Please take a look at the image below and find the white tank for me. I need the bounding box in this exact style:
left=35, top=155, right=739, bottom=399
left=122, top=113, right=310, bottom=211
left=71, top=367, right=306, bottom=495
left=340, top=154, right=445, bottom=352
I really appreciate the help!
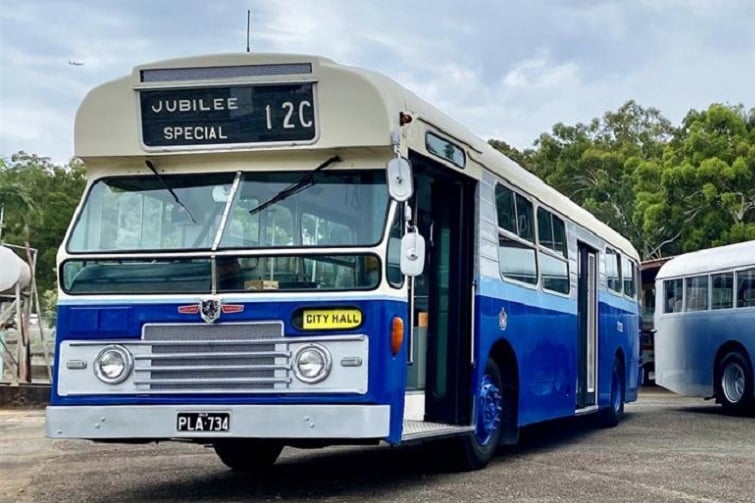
left=0, top=245, right=31, bottom=295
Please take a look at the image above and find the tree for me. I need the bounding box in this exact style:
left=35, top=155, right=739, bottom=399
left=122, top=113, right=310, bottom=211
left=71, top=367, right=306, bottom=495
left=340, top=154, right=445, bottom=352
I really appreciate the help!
left=634, top=104, right=755, bottom=257
left=488, top=139, right=534, bottom=170
left=519, top=101, right=675, bottom=255
left=0, top=152, right=86, bottom=293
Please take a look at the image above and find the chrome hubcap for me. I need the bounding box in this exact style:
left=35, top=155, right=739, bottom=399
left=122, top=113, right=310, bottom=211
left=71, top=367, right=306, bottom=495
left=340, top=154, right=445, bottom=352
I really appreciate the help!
left=722, top=362, right=746, bottom=404
left=476, top=375, right=502, bottom=446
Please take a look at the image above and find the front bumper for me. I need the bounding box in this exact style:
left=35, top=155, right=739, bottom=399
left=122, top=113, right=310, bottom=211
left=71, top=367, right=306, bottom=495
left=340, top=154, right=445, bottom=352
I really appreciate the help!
left=46, top=404, right=390, bottom=440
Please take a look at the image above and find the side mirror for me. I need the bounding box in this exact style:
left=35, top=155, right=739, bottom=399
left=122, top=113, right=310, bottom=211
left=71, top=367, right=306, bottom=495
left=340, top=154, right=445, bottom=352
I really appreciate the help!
left=386, top=157, right=414, bottom=202
left=400, top=230, right=425, bottom=277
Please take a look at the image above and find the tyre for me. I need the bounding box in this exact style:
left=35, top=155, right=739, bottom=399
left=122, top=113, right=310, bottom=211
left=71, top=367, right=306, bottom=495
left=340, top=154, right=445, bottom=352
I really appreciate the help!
left=717, top=351, right=754, bottom=413
left=454, top=358, right=503, bottom=470
left=213, top=439, right=283, bottom=472
left=599, top=357, right=624, bottom=427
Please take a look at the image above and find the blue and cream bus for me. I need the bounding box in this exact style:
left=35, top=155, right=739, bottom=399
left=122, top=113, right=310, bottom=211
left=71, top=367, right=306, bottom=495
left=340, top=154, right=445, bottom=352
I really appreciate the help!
left=46, top=54, right=641, bottom=470
left=654, top=240, right=755, bottom=412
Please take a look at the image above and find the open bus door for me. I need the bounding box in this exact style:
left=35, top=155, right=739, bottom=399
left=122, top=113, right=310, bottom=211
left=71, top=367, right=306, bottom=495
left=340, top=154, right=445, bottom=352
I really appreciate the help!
left=577, top=243, right=598, bottom=409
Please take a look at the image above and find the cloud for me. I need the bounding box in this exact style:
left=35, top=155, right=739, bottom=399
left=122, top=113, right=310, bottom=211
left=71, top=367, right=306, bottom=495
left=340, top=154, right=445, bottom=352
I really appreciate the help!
left=0, top=0, right=753, bottom=164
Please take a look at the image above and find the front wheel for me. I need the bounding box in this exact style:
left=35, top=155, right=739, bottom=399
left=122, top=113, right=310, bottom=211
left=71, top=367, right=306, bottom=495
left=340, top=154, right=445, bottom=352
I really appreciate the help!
left=213, top=439, right=283, bottom=472
left=717, top=351, right=754, bottom=413
left=599, top=357, right=624, bottom=427
left=454, top=358, right=503, bottom=471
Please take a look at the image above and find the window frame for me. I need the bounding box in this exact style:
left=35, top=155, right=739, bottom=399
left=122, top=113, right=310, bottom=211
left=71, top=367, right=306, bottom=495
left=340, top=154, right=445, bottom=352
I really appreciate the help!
left=494, top=182, right=538, bottom=288
left=621, top=255, right=638, bottom=300
left=536, top=206, right=570, bottom=295
left=605, top=248, right=623, bottom=295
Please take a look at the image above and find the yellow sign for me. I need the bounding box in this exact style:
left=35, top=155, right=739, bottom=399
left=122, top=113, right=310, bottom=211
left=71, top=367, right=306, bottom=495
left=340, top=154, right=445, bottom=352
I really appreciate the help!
left=302, top=309, right=362, bottom=330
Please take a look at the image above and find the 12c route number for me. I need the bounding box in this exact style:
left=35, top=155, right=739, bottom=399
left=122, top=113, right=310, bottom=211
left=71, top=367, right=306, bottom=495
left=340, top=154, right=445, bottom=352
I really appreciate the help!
left=265, top=101, right=313, bottom=130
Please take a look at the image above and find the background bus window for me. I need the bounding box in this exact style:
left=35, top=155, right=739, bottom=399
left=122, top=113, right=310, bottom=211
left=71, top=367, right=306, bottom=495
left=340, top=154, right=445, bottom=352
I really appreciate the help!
left=664, top=278, right=683, bottom=313
left=736, top=268, right=755, bottom=308
left=711, top=273, right=734, bottom=310
left=684, top=275, right=709, bottom=311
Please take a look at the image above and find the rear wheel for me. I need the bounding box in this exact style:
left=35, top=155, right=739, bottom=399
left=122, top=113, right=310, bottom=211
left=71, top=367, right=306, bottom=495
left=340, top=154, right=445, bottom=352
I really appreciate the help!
left=599, top=357, right=624, bottom=427
left=454, top=358, right=503, bottom=470
left=717, top=351, right=754, bottom=413
left=213, top=439, right=283, bottom=472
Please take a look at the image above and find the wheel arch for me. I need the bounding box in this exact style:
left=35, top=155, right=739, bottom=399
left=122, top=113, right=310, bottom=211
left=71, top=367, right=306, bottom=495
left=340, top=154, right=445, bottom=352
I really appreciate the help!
left=488, top=338, right=519, bottom=444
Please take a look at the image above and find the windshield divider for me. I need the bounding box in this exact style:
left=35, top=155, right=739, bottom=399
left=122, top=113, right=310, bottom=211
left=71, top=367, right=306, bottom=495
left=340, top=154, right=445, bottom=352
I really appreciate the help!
left=211, top=172, right=243, bottom=251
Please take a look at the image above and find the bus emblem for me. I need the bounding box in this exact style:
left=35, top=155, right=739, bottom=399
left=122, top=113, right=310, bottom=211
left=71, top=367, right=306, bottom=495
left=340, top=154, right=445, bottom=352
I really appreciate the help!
left=499, top=307, right=508, bottom=331
left=200, top=298, right=222, bottom=324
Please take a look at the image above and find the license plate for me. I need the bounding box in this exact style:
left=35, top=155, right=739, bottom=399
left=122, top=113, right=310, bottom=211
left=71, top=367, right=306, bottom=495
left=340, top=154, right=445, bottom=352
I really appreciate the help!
left=176, top=412, right=230, bottom=433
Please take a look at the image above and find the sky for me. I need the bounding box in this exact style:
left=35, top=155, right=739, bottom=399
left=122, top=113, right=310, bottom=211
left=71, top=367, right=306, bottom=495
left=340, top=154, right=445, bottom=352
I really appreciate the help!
left=0, top=0, right=753, bottom=166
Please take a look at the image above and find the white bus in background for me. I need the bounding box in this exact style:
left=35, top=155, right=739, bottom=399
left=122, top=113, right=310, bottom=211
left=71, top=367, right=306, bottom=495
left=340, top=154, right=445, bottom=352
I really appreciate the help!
left=654, top=240, right=755, bottom=412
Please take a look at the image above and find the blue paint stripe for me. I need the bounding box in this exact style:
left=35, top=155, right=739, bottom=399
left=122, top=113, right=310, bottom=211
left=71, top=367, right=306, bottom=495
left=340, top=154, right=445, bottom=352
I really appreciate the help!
left=478, top=276, right=576, bottom=314
left=598, top=291, right=639, bottom=313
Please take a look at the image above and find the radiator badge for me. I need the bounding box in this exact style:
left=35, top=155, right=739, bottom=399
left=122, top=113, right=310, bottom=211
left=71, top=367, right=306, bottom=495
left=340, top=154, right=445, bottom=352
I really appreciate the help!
left=200, top=298, right=222, bottom=324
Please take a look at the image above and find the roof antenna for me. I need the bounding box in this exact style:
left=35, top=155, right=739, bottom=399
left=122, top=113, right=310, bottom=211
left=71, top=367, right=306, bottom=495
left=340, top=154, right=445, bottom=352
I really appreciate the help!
left=246, top=9, right=251, bottom=53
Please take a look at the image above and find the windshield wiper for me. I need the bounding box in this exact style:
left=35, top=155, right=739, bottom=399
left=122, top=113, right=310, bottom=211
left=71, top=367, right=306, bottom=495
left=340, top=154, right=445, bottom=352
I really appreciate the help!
left=145, top=160, right=196, bottom=224
left=248, top=155, right=341, bottom=216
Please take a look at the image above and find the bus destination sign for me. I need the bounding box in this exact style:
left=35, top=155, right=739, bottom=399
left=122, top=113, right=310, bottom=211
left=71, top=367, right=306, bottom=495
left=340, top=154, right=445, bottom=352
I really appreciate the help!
left=140, top=83, right=316, bottom=147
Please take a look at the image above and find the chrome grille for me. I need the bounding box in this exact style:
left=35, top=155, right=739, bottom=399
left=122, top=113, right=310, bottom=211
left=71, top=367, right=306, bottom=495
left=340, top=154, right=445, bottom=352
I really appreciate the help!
left=136, top=322, right=290, bottom=393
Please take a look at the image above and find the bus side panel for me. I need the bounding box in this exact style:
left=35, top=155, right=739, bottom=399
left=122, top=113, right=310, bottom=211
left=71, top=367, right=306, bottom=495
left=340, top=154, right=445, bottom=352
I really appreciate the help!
left=477, top=277, right=577, bottom=427
left=597, top=293, right=641, bottom=406
left=655, top=313, right=715, bottom=397
left=655, top=309, right=755, bottom=399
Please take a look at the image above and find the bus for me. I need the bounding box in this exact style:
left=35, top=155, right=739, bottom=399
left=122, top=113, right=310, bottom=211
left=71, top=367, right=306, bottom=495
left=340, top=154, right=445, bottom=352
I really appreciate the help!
left=46, top=53, right=641, bottom=471
left=654, top=240, right=755, bottom=412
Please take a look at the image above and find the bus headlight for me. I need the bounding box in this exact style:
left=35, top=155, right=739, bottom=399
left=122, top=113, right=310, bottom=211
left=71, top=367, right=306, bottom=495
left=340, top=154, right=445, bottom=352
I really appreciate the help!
left=293, top=344, right=332, bottom=384
left=93, top=345, right=133, bottom=384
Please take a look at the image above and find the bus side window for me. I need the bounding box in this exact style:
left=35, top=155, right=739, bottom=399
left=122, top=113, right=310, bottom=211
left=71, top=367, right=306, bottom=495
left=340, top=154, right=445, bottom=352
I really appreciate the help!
left=684, top=275, right=709, bottom=312
left=743, top=289, right=755, bottom=307
left=711, top=273, right=734, bottom=310
left=606, top=249, right=622, bottom=293
left=736, top=268, right=755, bottom=307
left=664, top=278, right=683, bottom=313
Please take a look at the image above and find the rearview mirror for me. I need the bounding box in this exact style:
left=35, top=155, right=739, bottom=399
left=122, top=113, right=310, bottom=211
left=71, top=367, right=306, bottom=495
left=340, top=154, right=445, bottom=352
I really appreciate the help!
left=386, top=157, right=413, bottom=202
left=400, top=230, right=425, bottom=277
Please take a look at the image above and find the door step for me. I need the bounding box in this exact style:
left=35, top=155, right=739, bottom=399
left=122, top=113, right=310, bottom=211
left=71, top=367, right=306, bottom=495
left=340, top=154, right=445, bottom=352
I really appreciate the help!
left=401, top=420, right=473, bottom=442
left=575, top=405, right=600, bottom=416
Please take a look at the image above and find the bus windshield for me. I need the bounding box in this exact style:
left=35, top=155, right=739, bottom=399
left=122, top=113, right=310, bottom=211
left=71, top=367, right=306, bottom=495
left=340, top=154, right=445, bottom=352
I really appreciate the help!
left=67, top=169, right=389, bottom=252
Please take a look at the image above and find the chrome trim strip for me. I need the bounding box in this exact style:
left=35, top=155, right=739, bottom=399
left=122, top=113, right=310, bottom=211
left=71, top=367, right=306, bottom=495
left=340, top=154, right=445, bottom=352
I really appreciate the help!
left=135, top=364, right=289, bottom=372
left=133, top=351, right=290, bottom=360
left=47, top=404, right=390, bottom=439
left=133, top=377, right=291, bottom=385
left=70, top=334, right=367, bottom=347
